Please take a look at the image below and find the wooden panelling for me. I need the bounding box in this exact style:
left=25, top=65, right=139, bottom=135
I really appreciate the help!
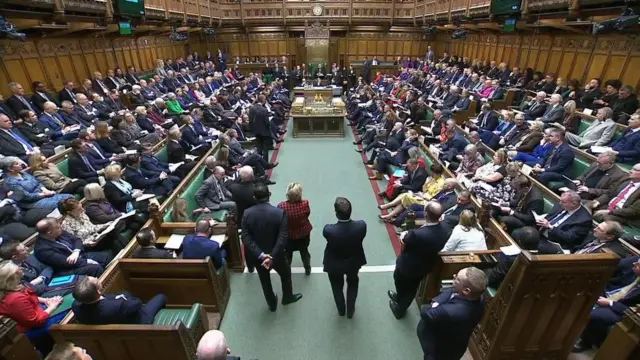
left=0, top=36, right=183, bottom=95
left=437, top=33, right=640, bottom=92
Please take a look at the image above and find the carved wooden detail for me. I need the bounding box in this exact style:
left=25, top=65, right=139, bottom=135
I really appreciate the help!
left=63, top=0, right=108, bottom=13
left=305, top=21, right=330, bottom=39
left=0, top=41, right=39, bottom=60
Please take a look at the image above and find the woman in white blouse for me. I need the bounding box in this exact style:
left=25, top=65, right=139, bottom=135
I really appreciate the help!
left=441, top=210, right=487, bottom=252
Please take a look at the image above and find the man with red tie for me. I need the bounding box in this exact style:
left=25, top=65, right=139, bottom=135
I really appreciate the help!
left=592, top=163, right=640, bottom=229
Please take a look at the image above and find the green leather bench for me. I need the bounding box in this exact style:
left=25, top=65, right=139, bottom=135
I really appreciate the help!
left=547, top=158, right=589, bottom=192
left=153, top=303, right=202, bottom=328
left=155, top=146, right=168, bottom=163
left=138, top=72, right=155, bottom=82
left=57, top=158, right=70, bottom=177
left=576, top=119, right=591, bottom=135
left=162, top=168, right=229, bottom=223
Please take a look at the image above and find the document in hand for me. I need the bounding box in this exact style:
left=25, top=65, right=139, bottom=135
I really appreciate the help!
left=136, top=194, right=156, bottom=202
left=590, top=146, right=612, bottom=154
left=428, top=144, right=440, bottom=159
left=532, top=211, right=548, bottom=222
left=169, top=162, right=184, bottom=173
left=392, top=169, right=406, bottom=178
left=185, top=154, right=198, bottom=161
left=521, top=164, right=533, bottom=176
left=500, top=244, right=522, bottom=256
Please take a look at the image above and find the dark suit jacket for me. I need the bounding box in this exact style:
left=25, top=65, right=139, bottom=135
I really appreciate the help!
left=322, top=219, right=367, bottom=274
left=20, top=255, right=54, bottom=296
left=31, top=92, right=59, bottom=113
left=508, top=187, right=544, bottom=226
left=130, top=247, right=173, bottom=259
left=417, top=288, right=484, bottom=360
left=6, top=95, right=36, bottom=116
left=541, top=143, right=575, bottom=175
left=603, top=256, right=640, bottom=316
left=524, top=101, right=548, bottom=120
left=227, top=181, right=257, bottom=227
left=103, top=181, right=134, bottom=213
left=544, top=204, right=593, bottom=249
left=571, top=234, right=627, bottom=257
left=123, top=166, right=163, bottom=192
left=34, top=232, right=92, bottom=271
left=395, top=223, right=451, bottom=276
left=476, top=111, right=499, bottom=131
left=72, top=292, right=146, bottom=325
left=514, top=130, right=544, bottom=153
left=248, top=104, right=271, bottom=137
left=600, top=180, right=640, bottom=228
left=58, top=88, right=77, bottom=105
left=15, top=122, right=54, bottom=146
left=610, top=128, right=640, bottom=164
left=84, top=142, right=112, bottom=170
left=168, top=140, right=187, bottom=163
left=577, top=164, right=627, bottom=202
left=0, top=128, right=32, bottom=160
left=241, top=202, right=288, bottom=266
left=68, top=152, right=99, bottom=181
left=401, top=167, right=428, bottom=192
left=539, top=104, right=564, bottom=124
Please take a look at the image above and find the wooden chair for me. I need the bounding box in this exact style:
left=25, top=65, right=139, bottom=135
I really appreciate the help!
left=469, top=251, right=620, bottom=360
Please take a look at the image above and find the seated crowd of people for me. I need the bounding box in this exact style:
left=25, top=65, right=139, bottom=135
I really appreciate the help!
left=0, top=51, right=292, bottom=358
left=347, top=52, right=640, bottom=354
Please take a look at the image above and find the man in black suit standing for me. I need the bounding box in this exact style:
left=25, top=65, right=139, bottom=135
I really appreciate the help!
left=388, top=201, right=451, bottom=319
left=249, top=95, right=272, bottom=163
left=241, top=183, right=302, bottom=311
left=417, top=266, right=487, bottom=360
left=323, top=197, right=367, bottom=318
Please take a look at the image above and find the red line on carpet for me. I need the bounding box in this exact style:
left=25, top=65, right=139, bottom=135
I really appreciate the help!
left=350, top=125, right=402, bottom=256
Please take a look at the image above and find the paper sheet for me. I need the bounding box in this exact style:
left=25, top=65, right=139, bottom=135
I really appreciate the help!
left=164, top=234, right=185, bottom=250
left=136, top=194, right=156, bottom=202
left=169, top=162, right=184, bottom=173
left=590, top=146, right=611, bottom=154
left=500, top=244, right=522, bottom=256
left=521, top=164, right=533, bottom=176
left=185, top=154, right=198, bottom=161
left=558, top=187, right=570, bottom=192
left=532, top=211, right=548, bottom=222
left=210, top=234, right=226, bottom=246
left=582, top=108, right=593, bottom=116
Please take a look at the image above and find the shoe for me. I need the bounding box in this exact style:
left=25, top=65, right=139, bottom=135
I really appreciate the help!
left=389, top=300, right=404, bottom=319
left=247, top=266, right=255, bottom=273
left=269, top=294, right=278, bottom=312
left=338, top=308, right=346, bottom=317
left=282, top=293, right=303, bottom=305
left=264, top=180, right=276, bottom=185
left=347, top=308, right=355, bottom=319
left=377, top=191, right=386, bottom=198
left=275, top=139, right=283, bottom=144
left=367, top=164, right=375, bottom=169
left=304, top=267, right=311, bottom=276
left=571, top=339, right=591, bottom=353
left=353, top=141, right=360, bottom=145
left=355, top=149, right=363, bottom=153
left=387, top=290, right=398, bottom=302
left=267, top=162, right=279, bottom=169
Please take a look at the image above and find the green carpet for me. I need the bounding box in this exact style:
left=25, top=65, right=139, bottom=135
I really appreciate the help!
left=220, top=119, right=424, bottom=360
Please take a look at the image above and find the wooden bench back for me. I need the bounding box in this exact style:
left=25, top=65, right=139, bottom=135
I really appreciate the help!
left=50, top=323, right=195, bottom=360
left=469, top=251, right=620, bottom=360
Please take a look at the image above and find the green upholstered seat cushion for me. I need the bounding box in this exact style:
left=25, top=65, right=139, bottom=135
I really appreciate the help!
left=138, top=72, right=155, bottom=81
left=548, top=158, right=591, bottom=190
left=155, top=147, right=168, bottom=163
left=577, top=119, right=591, bottom=135
left=57, top=159, right=70, bottom=177
left=623, top=226, right=640, bottom=238
left=195, top=210, right=229, bottom=223
left=487, top=287, right=497, bottom=297
left=543, top=197, right=554, bottom=213
left=153, top=303, right=201, bottom=329
left=619, top=163, right=633, bottom=172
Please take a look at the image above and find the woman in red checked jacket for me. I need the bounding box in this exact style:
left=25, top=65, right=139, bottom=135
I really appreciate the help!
left=0, top=260, right=68, bottom=356
left=277, top=183, right=313, bottom=275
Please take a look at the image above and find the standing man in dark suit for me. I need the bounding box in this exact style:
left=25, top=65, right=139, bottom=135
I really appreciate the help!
left=417, top=266, right=486, bottom=360
left=241, top=184, right=302, bottom=311
left=531, top=128, right=575, bottom=187
left=227, top=166, right=258, bottom=272
left=323, top=197, right=367, bottom=318
left=388, top=201, right=451, bottom=319
left=249, top=95, right=272, bottom=162
left=71, top=276, right=167, bottom=325
left=361, top=57, right=371, bottom=84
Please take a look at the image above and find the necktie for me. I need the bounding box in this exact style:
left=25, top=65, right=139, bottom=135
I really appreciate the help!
left=480, top=113, right=487, bottom=128
left=576, top=240, right=604, bottom=254
left=549, top=211, right=567, bottom=226
left=544, top=148, right=558, bottom=168
left=81, top=155, right=96, bottom=172
left=40, top=92, right=49, bottom=101
left=68, top=89, right=77, bottom=102
left=609, top=278, right=640, bottom=302
left=530, top=102, right=538, bottom=111
left=50, top=113, right=64, bottom=128
left=88, top=144, right=105, bottom=159
left=19, top=97, right=35, bottom=112
left=608, top=183, right=636, bottom=211
left=8, top=130, right=33, bottom=151
left=214, top=180, right=224, bottom=201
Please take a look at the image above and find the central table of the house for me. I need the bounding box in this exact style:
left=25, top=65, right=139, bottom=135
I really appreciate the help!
left=291, top=86, right=346, bottom=138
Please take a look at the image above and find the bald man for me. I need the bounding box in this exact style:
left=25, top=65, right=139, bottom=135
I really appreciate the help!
left=39, top=101, right=78, bottom=140
left=196, top=330, right=240, bottom=360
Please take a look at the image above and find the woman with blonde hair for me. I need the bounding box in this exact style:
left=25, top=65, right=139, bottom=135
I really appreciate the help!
left=94, top=121, right=126, bottom=154
left=441, top=210, right=487, bottom=252
left=277, top=183, right=312, bottom=275
left=84, top=183, right=145, bottom=234
left=102, top=164, right=144, bottom=213
left=561, top=100, right=581, bottom=134
left=0, top=260, right=65, bottom=355
left=470, top=149, right=509, bottom=200
left=29, top=153, right=86, bottom=196
left=169, top=198, right=210, bottom=222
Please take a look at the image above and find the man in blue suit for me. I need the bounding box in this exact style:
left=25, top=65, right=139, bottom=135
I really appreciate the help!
left=468, top=103, right=499, bottom=133
left=139, top=145, right=183, bottom=182
left=573, top=256, right=640, bottom=352
left=608, top=113, right=640, bottom=164
left=370, top=129, right=419, bottom=179
left=417, top=266, right=486, bottom=360
left=182, top=220, right=227, bottom=269
left=241, top=183, right=303, bottom=312
left=71, top=276, right=167, bottom=325
left=39, top=102, right=78, bottom=141
left=388, top=202, right=452, bottom=319
left=323, top=197, right=367, bottom=318
left=532, top=128, right=575, bottom=187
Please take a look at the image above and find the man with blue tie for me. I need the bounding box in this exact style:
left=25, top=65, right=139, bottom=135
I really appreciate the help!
left=0, top=114, right=36, bottom=161
left=6, top=82, right=38, bottom=116
left=68, top=139, right=103, bottom=184
left=417, top=267, right=487, bottom=360
left=608, top=113, right=640, bottom=164
left=531, top=128, right=575, bottom=187
left=39, top=102, right=78, bottom=141
left=78, top=131, right=116, bottom=171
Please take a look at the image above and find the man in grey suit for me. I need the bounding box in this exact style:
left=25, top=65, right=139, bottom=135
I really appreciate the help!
left=565, top=107, right=617, bottom=149
left=569, top=151, right=627, bottom=200
left=537, top=94, right=565, bottom=125
left=195, top=166, right=236, bottom=214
